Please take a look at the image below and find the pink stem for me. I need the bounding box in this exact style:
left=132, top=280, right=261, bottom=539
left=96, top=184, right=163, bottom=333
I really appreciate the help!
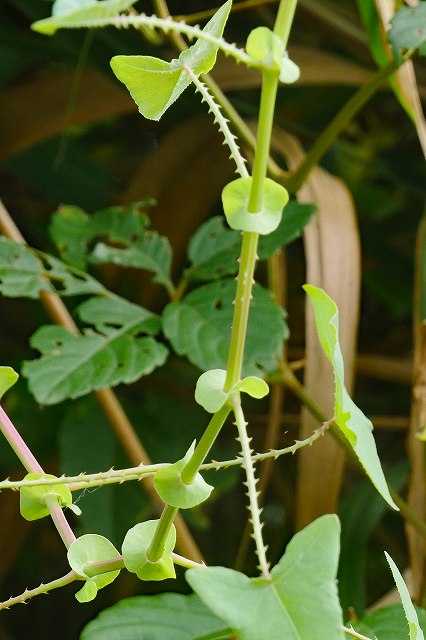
left=0, top=404, right=76, bottom=548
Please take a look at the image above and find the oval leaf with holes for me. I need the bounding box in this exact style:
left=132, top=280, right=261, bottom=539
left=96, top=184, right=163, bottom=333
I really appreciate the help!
left=154, top=443, right=213, bottom=509
left=163, top=279, right=288, bottom=375
left=22, top=297, right=168, bottom=405
left=20, top=473, right=73, bottom=521
left=122, top=520, right=176, bottom=581
left=68, top=534, right=121, bottom=603
left=388, top=3, right=426, bottom=56
left=222, top=177, right=289, bottom=234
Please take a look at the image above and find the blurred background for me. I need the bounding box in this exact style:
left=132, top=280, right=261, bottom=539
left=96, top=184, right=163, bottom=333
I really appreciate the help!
left=0, top=0, right=425, bottom=637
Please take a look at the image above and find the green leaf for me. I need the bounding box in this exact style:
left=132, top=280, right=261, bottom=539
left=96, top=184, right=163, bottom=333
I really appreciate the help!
left=0, top=366, right=18, bottom=399
left=195, top=369, right=228, bottom=413
left=110, top=1, right=231, bottom=121
left=385, top=552, right=424, bottom=640
left=122, top=520, right=176, bottom=581
left=257, top=201, right=316, bottom=259
left=246, top=27, right=283, bottom=68
left=178, top=0, right=231, bottom=75
left=195, top=370, right=269, bottom=413
left=279, top=56, right=300, bottom=84
left=304, top=285, right=397, bottom=510
left=0, top=236, right=104, bottom=299
left=154, top=442, right=213, bottom=509
left=187, top=515, right=344, bottom=640
left=49, top=203, right=173, bottom=289
left=389, top=3, right=426, bottom=56
left=236, top=376, right=269, bottom=399
left=348, top=605, right=426, bottom=640
left=32, top=0, right=139, bottom=36
left=186, top=217, right=240, bottom=282
left=222, top=177, right=289, bottom=234
left=23, top=297, right=168, bottom=405
left=20, top=473, right=74, bottom=521
left=80, top=592, right=231, bottom=640
left=67, top=534, right=121, bottom=603
left=90, top=230, right=173, bottom=290
left=163, top=279, right=288, bottom=374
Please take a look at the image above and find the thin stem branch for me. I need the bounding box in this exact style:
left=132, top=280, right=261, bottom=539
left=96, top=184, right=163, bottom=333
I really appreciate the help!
left=287, top=54, right=412, bottom=192
left=343, top=626, right=377, bottom=640
left=274, top=0, right=297, bottom=47
left=0, top=571, right=78, bottom=610
left=232, top=394, right=270, bottom=578
left=224, top=231, right=259, bottom=390
left=0, top=422, right=330, bottom=492
left=184, top=67, right=249, bottom=178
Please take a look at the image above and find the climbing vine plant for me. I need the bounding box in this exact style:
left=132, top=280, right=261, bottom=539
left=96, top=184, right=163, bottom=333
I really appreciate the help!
left=0, top=0, right=426, bottom=638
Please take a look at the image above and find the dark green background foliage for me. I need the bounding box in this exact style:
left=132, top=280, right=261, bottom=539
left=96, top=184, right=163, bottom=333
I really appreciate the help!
left=0, top=0, right=425, bottom=638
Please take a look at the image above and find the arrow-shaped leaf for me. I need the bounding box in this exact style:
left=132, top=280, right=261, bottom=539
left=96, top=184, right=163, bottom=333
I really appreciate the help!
left=110, top=1, right=231, bottom=120
left=304, top=285, right=397, bottom=510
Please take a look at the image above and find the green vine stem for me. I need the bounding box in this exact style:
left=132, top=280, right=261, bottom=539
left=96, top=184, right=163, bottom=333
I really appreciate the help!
left=287, top=53, right=413, bottom=192
left=274, top=0, right=297, bottom=47
left=84, top=551, right=204, bottom=578
left=0, top=421, right=331, bottom=492
left=0, top=571, right=78, bottom=611
left=146, top=505, right=179, bottom=562
left=231, top=393, right=270, bottom=578
left=181, top=404, right=231, bottom=484
left=183, top=66, right=248, bottom=178
left=343, top=626, right=375, bottom=640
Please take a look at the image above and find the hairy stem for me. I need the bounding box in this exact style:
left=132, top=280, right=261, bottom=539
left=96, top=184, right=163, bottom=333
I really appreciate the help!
left=0, top=423, right=330, bottom=492
left=232, top=394, right=270, bottom=578
left=224, top=231, right=259, bottom=390
left=0, top=571, right=78, bottom=610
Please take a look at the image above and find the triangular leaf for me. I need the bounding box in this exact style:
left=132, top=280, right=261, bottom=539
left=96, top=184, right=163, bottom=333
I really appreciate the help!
left=32, top=0, right=138, bottom=36
left=304, top=284, right=397, bottom=510
left=111, top=1, right=231, bottom=120
left=80, top=592, right=231, bottom=640
left=23, top=297, right=168, bottom=405
left=187, top=515, right=344, bottom=640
